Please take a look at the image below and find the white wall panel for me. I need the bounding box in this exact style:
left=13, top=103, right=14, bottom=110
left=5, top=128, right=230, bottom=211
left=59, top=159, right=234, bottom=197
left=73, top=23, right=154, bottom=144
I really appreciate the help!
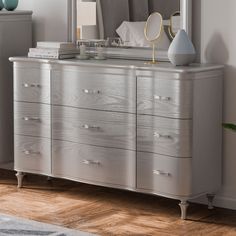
left=193, top=0, right=236, bottom=210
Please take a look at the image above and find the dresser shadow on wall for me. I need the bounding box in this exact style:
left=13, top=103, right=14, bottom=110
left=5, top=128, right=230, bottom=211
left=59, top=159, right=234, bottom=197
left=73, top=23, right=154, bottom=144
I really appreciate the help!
left=205, top=33, right=236, bottom=208
left=204, top=33, right=229, bottom=64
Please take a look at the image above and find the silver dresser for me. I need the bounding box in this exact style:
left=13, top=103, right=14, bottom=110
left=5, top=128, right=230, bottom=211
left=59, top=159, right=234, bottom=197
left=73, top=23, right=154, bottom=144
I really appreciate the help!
left=0, top=11, right=32, bottom=166
left=10, top=57, right=223, bottom=219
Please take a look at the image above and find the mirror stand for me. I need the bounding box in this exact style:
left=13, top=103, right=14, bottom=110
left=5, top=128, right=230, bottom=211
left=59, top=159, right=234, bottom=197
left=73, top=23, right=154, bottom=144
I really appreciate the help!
left=145, top=42, right=158, bottom=64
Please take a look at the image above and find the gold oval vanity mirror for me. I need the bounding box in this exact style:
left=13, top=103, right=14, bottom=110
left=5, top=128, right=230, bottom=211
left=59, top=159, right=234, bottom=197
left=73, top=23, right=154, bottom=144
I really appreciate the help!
left=169, top=11, right=180, bottom=39
left=144, top=12, right=163, bottom=64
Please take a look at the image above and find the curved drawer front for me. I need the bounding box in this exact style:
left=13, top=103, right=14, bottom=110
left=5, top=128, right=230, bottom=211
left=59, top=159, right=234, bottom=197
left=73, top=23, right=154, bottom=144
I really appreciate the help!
left=137, top=76, right=192, bottom=119
left=137, top=152, right=192, bottom=196
left=52, top=70, right=136, bottom=113
left=137, top=115, right=192, bottom=157
left=52, top=140, right=136, bottom=188
left=14, top=135, right=51, bottom=175
left=52, top=106, right=136, bottom=150
left=14, top=67, right=50, bottom=104
left=14, top=102, right=51, bottom=138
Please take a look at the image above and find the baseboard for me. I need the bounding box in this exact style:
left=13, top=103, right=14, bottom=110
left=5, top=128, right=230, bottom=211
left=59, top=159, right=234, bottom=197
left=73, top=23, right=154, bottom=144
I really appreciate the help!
left=192, top=195, right=236, bottom=210
left=0, top=162, right=14, bottom=170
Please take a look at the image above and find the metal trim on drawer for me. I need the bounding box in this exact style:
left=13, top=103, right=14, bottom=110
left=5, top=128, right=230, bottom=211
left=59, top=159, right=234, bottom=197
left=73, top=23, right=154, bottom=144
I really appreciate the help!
left=52, top=140, right=136, bottom=188
left=52, top=70, right=136, bottom=113
left=82, top=159, right=101, bottom=165
left=52, top=106, right=136, bottom=151
left=14, top=135, right=51, bottom=175
left=82, top=89, right=101, bottom=94
left=138, top=115, right=192, bottom=158
left=153, top=170, right=171, bottom=177
left=22, top=116, right=41, bottom=122
left=137, top=76, right=193, bottom=119
left=14, top=102, right=51, bottom=139
left=137, top=152, right=192, bottom=196
left=22, top=149, right=41, bottom=156
left=22, top=83, right=41, bottom=88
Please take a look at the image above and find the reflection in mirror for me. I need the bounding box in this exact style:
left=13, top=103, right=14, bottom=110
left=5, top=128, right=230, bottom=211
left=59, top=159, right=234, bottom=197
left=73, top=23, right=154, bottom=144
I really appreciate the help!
left=144, top=12, right=163, bottom=42
left=77, top=0, right=180, bottom=49
left=77, top=1, right=97, bottom=40
left=169, top=11, right=180, bottom=39
left=144, top=12, right=163, bottom=64
left=71, top=0, right=192, bottom=61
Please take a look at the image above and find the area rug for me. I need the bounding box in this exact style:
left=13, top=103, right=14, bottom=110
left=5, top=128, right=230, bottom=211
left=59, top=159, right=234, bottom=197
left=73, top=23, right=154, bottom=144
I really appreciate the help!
left=0, top=213, right=96, bottom=236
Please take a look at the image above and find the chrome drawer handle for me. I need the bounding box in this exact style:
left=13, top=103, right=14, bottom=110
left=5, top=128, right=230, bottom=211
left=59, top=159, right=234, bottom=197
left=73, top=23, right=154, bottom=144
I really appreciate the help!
left=153, top=170, right=171, bottom=177
left=82, top=124, right=100, bottom=130
left=22, top=150, right=41, bottom=155
left=154, top=132, right=171, bottom=139
left=82, top=160, right=100, bottom=165
left=22, top=83, right=41, bottom=88
left=82, top=89, right=101, bottom=94
left=154, top=95, right=171, bottom=101
left=22, top=117, right=41, bottom=122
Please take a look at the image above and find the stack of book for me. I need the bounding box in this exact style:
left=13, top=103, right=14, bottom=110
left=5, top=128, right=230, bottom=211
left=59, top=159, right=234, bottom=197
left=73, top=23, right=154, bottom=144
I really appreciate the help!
left=28, top=42, right=79, bottom=59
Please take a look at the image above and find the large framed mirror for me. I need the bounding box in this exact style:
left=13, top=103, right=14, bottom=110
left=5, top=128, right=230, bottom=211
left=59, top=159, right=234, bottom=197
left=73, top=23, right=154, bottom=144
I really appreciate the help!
left=68, top=0, right=192, bottom=61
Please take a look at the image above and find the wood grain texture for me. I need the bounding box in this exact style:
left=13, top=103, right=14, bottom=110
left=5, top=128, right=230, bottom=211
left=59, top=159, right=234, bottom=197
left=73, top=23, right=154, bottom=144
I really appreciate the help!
left=52, top=106, right=136, bottom=150
left=14, top=67, right=50, bottom=104
left=14, top=102, right=51, bottom=139
left=137, top=115, right=192, bottom=157
left=14, top=135, right=51, bottom=175
left=0, top=169, right=236, bottom=236
left=52, top=69, right=136, bottom=113
left=53, top=140, right=136, bottom=188
left=137, top=152, right=192, bottom=197
left=137, top=76, right=193, bottom=119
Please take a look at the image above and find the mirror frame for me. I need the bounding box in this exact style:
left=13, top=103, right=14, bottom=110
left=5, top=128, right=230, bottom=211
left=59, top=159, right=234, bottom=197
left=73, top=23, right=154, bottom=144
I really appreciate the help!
left=67, top=0, right=192, bottom=61
left=144, top=12, right=164, bottom=64
left=144, top=12, right=163, bottom=43
left=168, top=11, right=181, bottom=39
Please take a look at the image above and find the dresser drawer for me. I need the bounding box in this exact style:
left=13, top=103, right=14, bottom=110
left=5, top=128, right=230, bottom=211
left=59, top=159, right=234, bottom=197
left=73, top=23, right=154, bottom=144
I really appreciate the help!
left=14, top=135, right=51, bottom=175
left=53, top=140, right=136, bottom=188
left=14, top=102, right=51, bottom=138
left=52, top=70, right=136, bottom=113
left=14, top=67, right=50, bottom=104
left=137, top=76, right=192, bottom=119
left=137, top=115, right=192, bottom=157
left=137, top=152, right=192, bottom=196
left=52, top=106, right=136, bottom=150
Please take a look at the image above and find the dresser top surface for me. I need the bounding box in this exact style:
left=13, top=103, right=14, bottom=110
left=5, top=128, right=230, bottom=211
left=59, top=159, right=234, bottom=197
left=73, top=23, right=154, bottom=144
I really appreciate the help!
left=10, top=57, right=224, bottom=73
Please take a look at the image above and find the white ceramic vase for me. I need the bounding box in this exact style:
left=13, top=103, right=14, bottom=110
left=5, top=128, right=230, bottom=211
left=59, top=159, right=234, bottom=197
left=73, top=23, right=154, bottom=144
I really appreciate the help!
left=168, top=29, right=196, bottom=66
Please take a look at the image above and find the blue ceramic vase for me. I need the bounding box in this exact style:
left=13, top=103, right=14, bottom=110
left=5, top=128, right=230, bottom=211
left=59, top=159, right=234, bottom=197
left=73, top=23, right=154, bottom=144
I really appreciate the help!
left=3, top=0, right=18, bottom=11
left=0, top=0, right=4, bottom=10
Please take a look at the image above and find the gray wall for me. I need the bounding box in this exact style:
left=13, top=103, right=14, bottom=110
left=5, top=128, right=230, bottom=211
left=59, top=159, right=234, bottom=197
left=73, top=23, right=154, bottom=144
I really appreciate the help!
left=17, top=0, right=236, bottom=210
left=17, top=0, right=69, bottom=46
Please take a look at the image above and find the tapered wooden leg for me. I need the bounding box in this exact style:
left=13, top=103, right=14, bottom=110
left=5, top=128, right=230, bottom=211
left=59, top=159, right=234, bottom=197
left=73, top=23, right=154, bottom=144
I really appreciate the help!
left=207, top=194, right=215, bottom=210
left=16, top=172, right=25, bottom=188
left=179, top=200, right=189, bottom=220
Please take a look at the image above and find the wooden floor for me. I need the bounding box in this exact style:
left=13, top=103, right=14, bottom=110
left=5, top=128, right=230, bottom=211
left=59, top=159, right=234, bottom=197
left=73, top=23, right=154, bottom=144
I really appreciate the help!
left=0, top=169, right=236, bottom=236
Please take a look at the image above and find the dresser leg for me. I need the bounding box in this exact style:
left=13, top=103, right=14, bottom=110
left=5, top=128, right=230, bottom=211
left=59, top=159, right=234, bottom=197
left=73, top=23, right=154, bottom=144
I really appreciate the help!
left=179, top=200, right=189, bottom=220
left=207, top=194, right=215, bottom=210
left=47, top=176, right=52, bottom=181
left=16, top=172, right=25, bottom=188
